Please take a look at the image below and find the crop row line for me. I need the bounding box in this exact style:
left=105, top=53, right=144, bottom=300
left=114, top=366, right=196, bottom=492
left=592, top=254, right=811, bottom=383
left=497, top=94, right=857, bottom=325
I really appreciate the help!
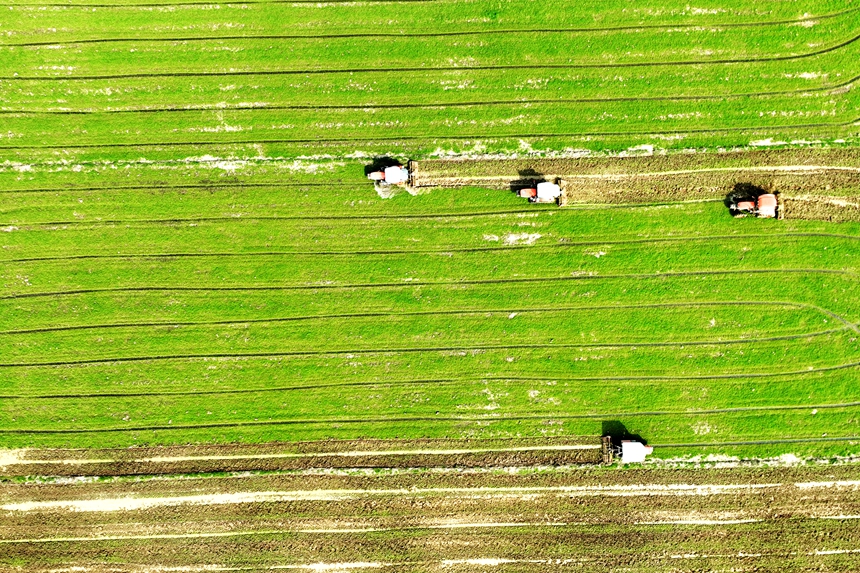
left=4, top=232, right=860, bottom=264
left=0, top=209, right=547, bottom=223
left=0, top=300, right=826, bottom=336
left=4, top=359, right=859, bottom=400
left=0, top=181, right=365, bottom=194
left=2, top=410, right=859, bottom=435
left=3, top=117, right=857, bottom=150
left=2, top=268, right=855, bottom=301
left=4, top=33, right=859, bottom=82
left=0, top=326, right=847, bottom=369
left=4, top=71, right=859, bottom=116
left=6, top=8, right=858, bottom=46
left=1, top=0, right=438, bottom=7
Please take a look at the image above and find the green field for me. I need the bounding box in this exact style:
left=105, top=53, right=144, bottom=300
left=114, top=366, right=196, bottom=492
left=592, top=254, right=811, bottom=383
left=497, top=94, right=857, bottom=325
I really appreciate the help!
left=1, top=0, right=859, bottom=460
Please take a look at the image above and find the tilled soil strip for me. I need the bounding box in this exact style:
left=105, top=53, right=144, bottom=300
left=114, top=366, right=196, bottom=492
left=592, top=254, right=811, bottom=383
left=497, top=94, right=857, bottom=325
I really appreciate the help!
left=5, top=480, right=859, bottom=514
left=0, top=437, right=605, bottom=477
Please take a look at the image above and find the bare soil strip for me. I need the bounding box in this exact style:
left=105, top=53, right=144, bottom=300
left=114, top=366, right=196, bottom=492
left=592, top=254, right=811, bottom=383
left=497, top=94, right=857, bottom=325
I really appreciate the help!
left=410, top=150, right=860, bottom=221
left=0, top=438, right=605, bottom=476
left=2, top=463, right=859, bottom=571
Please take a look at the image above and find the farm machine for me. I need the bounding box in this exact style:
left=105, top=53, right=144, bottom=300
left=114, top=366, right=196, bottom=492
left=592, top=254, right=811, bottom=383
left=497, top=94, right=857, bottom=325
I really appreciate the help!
left=367, top=163, right=411, bottom=189
left=730, top=193, right=781, bottom=219
left=517, top=180, right=562, bottom=204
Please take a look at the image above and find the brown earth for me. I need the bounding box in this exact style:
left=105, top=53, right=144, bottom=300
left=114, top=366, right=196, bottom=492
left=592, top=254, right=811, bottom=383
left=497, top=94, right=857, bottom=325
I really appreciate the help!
left=782, top=196, right=860, bottom=223
left=409, top=149, right=860, bottom=220
left=1, top=463, right=858, bottom=572
left=0, top=436, right=605, bottom=477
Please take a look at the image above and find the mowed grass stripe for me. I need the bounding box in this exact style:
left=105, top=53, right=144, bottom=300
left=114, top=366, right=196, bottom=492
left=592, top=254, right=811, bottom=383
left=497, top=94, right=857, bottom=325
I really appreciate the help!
left=5, top=32, right=859, bottom=82
left=3, top=116, right=857, bottom=150
left=5, top=72, right=860, bottom=115
left=0, top=71, right=860, bottom=115
left=5, top=364, right=860, bottom=400
left=3, top=410, right=860, bottom=435
left=3, top=268, right=857, bottom=300
left=4, top=232, right=860, bottom=260
left=7, top=7, right=858, bottom=46
left=0, top=301, right=837, bottom=335
left=0, top=328, right=848, bottom=369
left=1, top=0, right=438, bottom=6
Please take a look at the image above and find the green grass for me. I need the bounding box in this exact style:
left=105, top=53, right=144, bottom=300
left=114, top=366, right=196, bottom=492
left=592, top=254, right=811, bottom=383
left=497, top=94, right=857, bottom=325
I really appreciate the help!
left=0, top=0, right=858, bottom=459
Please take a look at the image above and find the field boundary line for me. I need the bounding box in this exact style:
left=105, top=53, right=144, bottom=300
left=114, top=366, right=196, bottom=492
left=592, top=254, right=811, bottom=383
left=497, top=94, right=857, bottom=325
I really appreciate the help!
left=2, top=268, right=856, bottom=301
left=5, top=71, right=859, bottom=115
left=2, top=117, right=857, bottom=150
left=3, top=33, right=859, bottom=82
left=0, top=326, right=847, bottom=369
left=0, top=300, right=846, bottom=336
left=5, top=7, right=858, bottom=46
left=5, top=232, right=860, bottom=264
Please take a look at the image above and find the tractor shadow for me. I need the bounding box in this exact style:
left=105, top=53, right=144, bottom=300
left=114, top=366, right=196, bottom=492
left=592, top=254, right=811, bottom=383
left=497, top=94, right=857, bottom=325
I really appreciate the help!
left=364, top=157, right=403, bottom=177
left=602, top=420, right=647, bottom=450
left=724, top=182, right=770, bottom=208
left=510, top=168, right=546, bottom=194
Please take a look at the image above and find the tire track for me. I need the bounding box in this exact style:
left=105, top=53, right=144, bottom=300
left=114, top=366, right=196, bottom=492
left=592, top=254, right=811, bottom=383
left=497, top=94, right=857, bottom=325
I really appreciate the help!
left=0, top=181, right=366, bottom=194
left=0, top=326, right=847, bottom=369
left=4, top=232, right=860, bottom=264
left=2, top=409, right=859, bottom=435
left=438, top=165, right=860, bottom=182
left=1, top=0, right=437, bottom=6
left=3, top=71, right=858, bottom=115
left=0, top=300, right=829, bottom=335
left=2, top=116, right=857, bottom=150
left=3, top=32, right=859, bottom=82
left=0, top=209, right=545, bottom=223
left=5, top=7, right=857, bottom=46
left=1, top=268, right=856, bottom=301
left=655, top=436, right=860, bottom=448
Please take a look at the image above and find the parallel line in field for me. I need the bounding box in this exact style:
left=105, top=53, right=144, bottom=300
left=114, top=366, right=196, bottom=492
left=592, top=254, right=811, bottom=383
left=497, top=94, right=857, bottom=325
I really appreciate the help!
left=0, top=181, right=366, bottom=194
left=4, top=33, right=859, bottom=82
left=5, top=232, right=860, bottom=263
left=2, top=117, right=857, bottom=150
left=5, top=358, right=860, bottom=400
left=2, top=0, right=437, bottom=6
left=6, top=8, right=858, bottom=46
left=0, top=326, right=846, bottom=369
left=5, top=71, right=859, bottom=115
left=0, top=300, right=824, bottom=335
left=2, top=410, right=859, bottom=435
left=0, top=209, right=550, bottom=223
left=655, top=436, right=860, bottom=447
left=2, top=268, right=855, bottom=301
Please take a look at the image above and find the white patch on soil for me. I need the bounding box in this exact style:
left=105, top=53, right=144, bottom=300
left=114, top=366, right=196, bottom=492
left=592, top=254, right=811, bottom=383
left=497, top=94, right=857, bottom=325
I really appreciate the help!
left=691, top=422, right=713, bottom=436
left=441, top=558, right=515, bottom=567
left=749, top=138, right=788, bottom=147
left=1, top=481, right=780, bottom=514
left=503, top=233, right=541, bottom=246
left=0, top=449, right=27, bottom=469
left=638, top=518, right=760, bottom=525
left=795, top=480, right=860, bottom=490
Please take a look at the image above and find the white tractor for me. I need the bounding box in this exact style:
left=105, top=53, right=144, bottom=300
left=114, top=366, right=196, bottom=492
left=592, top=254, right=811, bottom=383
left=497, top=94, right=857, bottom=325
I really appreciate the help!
left=368, top=164, right=410, bottom=187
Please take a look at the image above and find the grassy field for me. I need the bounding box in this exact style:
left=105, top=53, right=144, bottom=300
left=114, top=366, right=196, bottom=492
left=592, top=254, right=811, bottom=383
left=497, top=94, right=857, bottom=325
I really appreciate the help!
left=0, top=0, right=859, bottom=462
